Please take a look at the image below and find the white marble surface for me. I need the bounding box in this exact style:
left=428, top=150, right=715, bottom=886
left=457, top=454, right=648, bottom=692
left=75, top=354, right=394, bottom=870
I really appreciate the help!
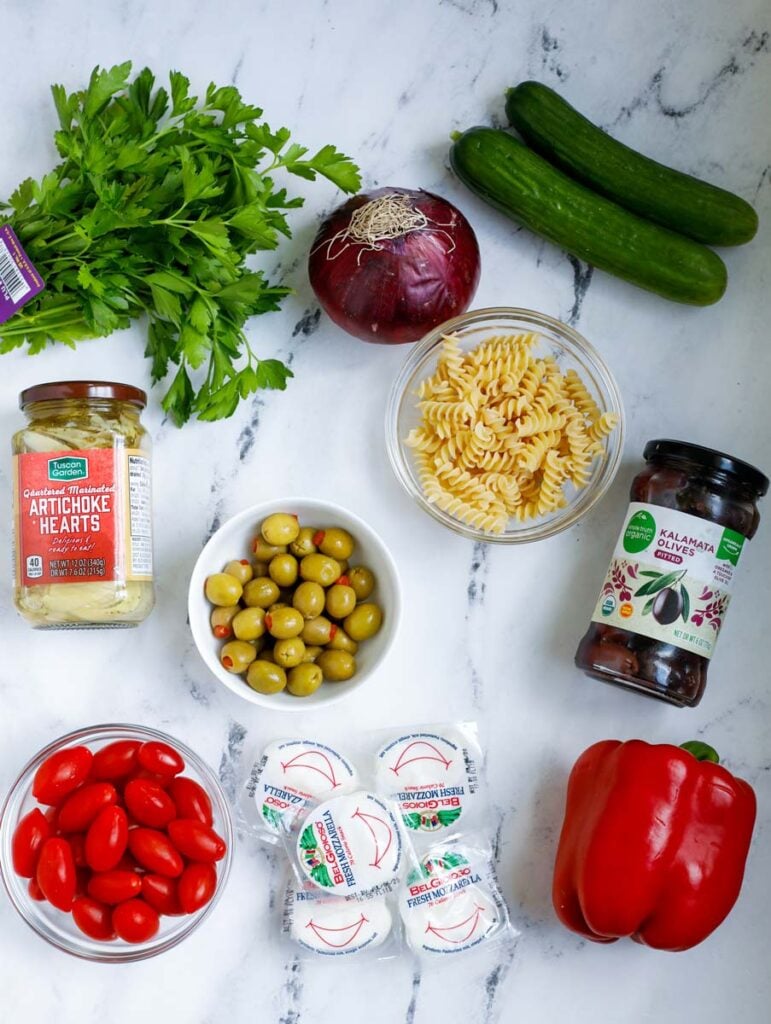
left=2, top=1, right=771, bottom=1021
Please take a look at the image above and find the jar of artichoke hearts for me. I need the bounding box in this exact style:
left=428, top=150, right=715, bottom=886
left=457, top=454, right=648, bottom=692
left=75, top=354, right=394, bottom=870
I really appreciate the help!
left=12, top=381, right=154, bottom=628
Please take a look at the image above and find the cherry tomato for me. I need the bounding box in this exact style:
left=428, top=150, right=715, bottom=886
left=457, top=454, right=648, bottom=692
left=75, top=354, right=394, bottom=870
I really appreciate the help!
left=44, top=806, right=59, bottom=829
left=74, top=867, right=90, bottom=898
left=87, top=870, right=142, bottom=904
left=28, top=878, right=45, bottom=901
left=68, top=832, right=87, bottom=868
left=57, top=782, right=117, bottom=832
left=141, top=874, right=182, bottom=915
left=178, top=862, right=217, bottom=914
left=36, top=837, right=76, bottom=911
left=32, top=746, right=93, bottom=805
left=128, top=827, right=184, bottom=877
left=85, top=805, right=128, bottom=872
left=167, top=777, right=213, bottom=826
left=90, top=740, right=140, bottom=781
left=72, top=896, right=116, bottom=940
left=115, top=851, right=142, bottom=873
left=112, top=899, right=160, bottom=943
left=167, top=819, right=226, bottom=862
left=11, top=808, right=51, bottom=877
left=137, top=742, right=184, bottom=779
left=124, top=779, right=176, bottom=828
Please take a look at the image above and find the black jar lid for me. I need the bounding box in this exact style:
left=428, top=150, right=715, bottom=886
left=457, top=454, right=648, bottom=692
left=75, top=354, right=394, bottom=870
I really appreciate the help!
left=644, top=439, right=769, bottom=497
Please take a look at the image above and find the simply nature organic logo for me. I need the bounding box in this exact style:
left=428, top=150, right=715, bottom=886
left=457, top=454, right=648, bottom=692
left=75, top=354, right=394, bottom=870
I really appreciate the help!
left=48, top=456, right=88, bottom=482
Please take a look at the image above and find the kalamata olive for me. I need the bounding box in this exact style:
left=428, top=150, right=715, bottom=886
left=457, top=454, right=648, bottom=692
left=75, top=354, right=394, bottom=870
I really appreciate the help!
left=290, top=527, right=318, bottom=557
left=575, top=635, right=639, bottom=678
left=287, top=663, right=324, bottom=697
left=205, top=573, right=242, bottom=607
left=269, top=554, right=299, bottom=588
left=220, top=640, right=258, bottom=674
left=223, top=559, right=254, bottom=585
left=651, top=587, right=683, bottom=625
left=242, top=577, right=280, bottom=609
left=232, top=606, right=266, bottom=641
left=247, top=660, right=287, bottom=694
left=261, top=513, right=300, bottom=547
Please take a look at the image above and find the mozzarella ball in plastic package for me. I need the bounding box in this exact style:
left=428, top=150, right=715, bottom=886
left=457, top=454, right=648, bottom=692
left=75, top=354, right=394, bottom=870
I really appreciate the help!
left=246, top=739, right=358, bottom=834
left=374, top=726, right=481, bottom=834
left=283, top=880, right=393, bottom=957
left=296, top=791, right=403, bottom=897
left=400, top=844, right=511, bottom=956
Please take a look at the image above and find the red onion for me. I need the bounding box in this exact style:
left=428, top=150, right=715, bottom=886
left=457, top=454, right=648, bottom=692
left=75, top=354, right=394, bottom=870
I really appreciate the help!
left=308, top=187, right=481, bottom=344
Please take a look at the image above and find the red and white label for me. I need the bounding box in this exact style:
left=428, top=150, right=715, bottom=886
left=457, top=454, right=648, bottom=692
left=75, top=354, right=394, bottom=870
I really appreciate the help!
left=13, top=448, right=153, bottom=587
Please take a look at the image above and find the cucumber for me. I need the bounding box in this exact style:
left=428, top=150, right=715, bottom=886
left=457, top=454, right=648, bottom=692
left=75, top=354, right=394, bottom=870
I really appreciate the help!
left=449, top=127, right=727, bottom=306
left=505, top=81, right=758, bottom=247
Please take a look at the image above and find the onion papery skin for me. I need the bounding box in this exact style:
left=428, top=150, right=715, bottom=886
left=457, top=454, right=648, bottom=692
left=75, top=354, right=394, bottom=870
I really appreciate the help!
left=308, top=187, right=481, bottom=344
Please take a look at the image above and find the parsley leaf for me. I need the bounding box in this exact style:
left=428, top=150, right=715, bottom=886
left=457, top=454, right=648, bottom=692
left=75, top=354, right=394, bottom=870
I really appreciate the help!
left=0, top=62, right=361, bottom=425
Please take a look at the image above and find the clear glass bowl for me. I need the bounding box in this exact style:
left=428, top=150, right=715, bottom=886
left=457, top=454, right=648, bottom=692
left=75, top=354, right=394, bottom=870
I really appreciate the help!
left=385, top=307, right=625, bottom=543
left=0, top=724, right=233, bottom=962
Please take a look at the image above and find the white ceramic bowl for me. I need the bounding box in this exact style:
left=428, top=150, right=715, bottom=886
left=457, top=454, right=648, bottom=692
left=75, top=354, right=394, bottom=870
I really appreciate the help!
left=188, top=499, right=401, bottom=710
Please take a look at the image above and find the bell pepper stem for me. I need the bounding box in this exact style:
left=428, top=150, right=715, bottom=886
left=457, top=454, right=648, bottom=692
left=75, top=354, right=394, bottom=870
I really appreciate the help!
left=680, top=741, right=720, bottom=764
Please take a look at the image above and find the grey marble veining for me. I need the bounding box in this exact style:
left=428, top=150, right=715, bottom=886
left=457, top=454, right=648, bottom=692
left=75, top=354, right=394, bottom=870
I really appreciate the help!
left=1, top=1, right=770, bottom=1022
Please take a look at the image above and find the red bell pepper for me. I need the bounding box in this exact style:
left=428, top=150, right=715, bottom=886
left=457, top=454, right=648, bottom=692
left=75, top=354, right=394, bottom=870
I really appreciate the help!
left=552, top=739, right=756, bottom=952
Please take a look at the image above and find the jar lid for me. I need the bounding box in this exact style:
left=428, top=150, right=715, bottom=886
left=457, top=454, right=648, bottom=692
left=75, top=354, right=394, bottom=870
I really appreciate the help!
left=19, top=381, right=147, bottom=409
left=644, top=439, right=769, bottom=497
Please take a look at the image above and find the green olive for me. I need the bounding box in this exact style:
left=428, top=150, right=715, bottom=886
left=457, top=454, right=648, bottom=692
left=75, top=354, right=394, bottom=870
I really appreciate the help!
left=246, top=660, right=287, bottom=694
left=223, top=559, right=254, bottom=585
left=252, top=537, right=287, bottom=562
left=316, top=527, right=354, bottom=561
left=337, top=559, right=349, bottom=575
left=220, top=640, right=258, bottom=674
left=293, top=581, right=326, bottom=620
left=205, top=573, right=243, bottom=607
left=242, top=577, right=280, bottom=609
left=348, top=567, right=375, bottom=601
left=301, top=645, right=323, bottom=663
left=344, top=603, right=383, bottom=641
left=326, top=628, right=358, bottom=654
left=252, top=560, right=270, bottom=577
left=317, top=650, right=356, bottom=682
left=265, top=606, right=304, bottom=639
left=290, top=527, right=318, bottom=557
left=232, top=606, right=266, bottom=641
left=325, top=584, right=357, bottom=620
left=274, top=636, right=306, bottom=668
left=261, top=513, right=301, bottom=547
left=211, top=605, right=239, bottom=640
left=300, top=553, right=341, bottom=586
left=268, top=602, right=288, bottom=613
left=287, top=663, right=323, bottom=697
left=269, top=553, right=298, bottom=588
left=301, top=616, right=336, bottom=645
left=259, top=647, right=276, bottom=664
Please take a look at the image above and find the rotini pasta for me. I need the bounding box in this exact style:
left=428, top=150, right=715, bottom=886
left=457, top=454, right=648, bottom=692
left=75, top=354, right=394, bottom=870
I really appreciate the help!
left=406, top=331, right=619, bottom=534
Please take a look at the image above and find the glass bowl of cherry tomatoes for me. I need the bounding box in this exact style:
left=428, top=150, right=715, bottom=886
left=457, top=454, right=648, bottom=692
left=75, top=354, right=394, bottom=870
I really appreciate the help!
left=0, top=724, right=233, bottom=961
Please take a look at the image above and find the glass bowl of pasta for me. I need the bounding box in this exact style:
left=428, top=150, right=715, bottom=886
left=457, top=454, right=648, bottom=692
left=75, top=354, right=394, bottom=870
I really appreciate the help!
left=385, top=307, right=624, bottom=543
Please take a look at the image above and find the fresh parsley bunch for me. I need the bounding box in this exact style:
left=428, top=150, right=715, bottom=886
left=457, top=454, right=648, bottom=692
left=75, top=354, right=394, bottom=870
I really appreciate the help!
left=0, top=63, right=361, bottom=424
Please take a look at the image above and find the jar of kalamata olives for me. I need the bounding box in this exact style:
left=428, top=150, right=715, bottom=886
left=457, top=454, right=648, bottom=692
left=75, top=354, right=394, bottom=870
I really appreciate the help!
left=575, top=440, right=768, bottom=707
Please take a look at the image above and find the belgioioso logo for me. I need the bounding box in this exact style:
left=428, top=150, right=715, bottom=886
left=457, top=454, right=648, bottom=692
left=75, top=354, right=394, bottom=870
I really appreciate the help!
left=48, top=456, right=88, bottom=482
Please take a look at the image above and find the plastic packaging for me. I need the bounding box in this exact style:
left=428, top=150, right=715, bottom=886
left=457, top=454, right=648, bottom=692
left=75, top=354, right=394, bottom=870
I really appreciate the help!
left=239, top=723, right=515, bottom=962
